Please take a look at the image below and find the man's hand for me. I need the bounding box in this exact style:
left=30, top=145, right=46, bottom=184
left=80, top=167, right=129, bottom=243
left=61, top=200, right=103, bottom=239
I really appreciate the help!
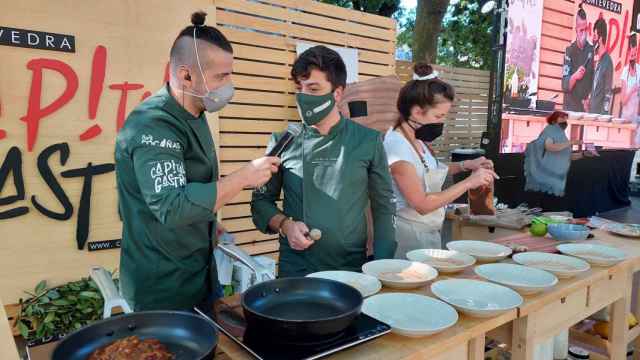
left=572, top=66, right=586, bottom=81
left=282, top=219, right=314, bottom=251
left=241, top=156, right=281, bottom=188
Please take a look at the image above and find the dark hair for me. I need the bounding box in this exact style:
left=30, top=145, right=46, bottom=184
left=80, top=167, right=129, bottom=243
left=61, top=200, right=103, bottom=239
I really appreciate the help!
left=593, top=17, right=608, bottom=43
left=547, top=110, right=568, bottom=124
left=631, top=33, right=638, bottom=48
left=395, top=62, right=455, bottom=127
left=169, top=11, right=233, bottom=60
left=577, top=3, right=587, bottom=20
left=291, top=45, right=347, bottom=90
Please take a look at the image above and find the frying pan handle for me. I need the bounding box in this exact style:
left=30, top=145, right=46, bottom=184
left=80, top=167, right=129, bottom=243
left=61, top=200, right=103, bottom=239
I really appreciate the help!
left=90, top=266, right=133, bottom=318
left=217, top=244, right=275, bottom=282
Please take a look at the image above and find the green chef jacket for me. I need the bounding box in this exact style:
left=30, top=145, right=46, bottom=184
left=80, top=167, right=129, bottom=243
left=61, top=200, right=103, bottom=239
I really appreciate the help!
left=115, top=84, right=218, bottom=311
left=251, top=117, right=397, bottom=277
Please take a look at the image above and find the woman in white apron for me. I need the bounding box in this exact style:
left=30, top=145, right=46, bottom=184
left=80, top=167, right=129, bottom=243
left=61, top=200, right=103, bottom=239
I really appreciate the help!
left=383, top=63, right=498, bottom=258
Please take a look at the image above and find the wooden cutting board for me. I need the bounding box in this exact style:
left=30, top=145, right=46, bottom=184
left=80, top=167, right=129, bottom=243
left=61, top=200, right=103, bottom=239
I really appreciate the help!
left=491, top=233, right=561, bottom=254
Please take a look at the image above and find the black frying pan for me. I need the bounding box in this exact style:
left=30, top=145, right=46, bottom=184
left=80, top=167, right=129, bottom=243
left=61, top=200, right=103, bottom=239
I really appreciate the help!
left=52, top=311, right=217, bottom=360
left=51, top=267, right=217, bottom=360
left=241, top=277, right=363, bottom=344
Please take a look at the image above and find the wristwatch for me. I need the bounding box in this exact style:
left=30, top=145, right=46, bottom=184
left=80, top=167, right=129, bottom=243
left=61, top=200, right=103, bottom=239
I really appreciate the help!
left=278, top=216, right=293, bottom=237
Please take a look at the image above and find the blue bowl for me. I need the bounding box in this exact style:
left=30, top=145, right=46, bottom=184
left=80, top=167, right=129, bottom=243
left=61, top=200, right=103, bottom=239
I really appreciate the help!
left=547, top=223, right=590, bottom=241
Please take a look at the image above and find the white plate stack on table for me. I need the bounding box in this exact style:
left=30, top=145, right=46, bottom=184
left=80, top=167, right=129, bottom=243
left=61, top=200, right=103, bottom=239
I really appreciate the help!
left=405, top=249, right=476, bottom=274
left=446, top=240, right=513, bottom=263
left=362, top=293, right=458, bottom=337
left=362, top=259, right=438, bottom=289
left=306, top=271, right=382, bottom=298
left=603, top=223, right=640, bottom=238
left=512, top=252, right=591, bottom=279
left=474, top=263, right=558, bottom=295
left=556, top=243, right=627, bottom=266
left=431, top=279, right=523, bottom=318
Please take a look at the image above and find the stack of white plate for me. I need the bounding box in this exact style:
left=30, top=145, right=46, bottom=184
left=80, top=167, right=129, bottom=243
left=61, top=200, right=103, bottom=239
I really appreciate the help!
left=363, top=293, right=458, bottom=337
left=306, top=271, right=381, bottom=297
left=474, top=263, right=558, bottom=295
left=512, top=252, right=590, bottom=279
left=431, top=279, right=523, bottom=317
left=446, top=241, right=512, bottom=263
left=362, top=259, right=438, bottom=289
left=557, top=244, right=626, bottom=266
left=406, top=249, right=476, bottom=274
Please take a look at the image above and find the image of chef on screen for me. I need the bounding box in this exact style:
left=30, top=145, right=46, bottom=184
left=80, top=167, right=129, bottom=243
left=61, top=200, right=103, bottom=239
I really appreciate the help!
left=589, top=16, right=613, bottom=115
left=562, top=4, right=594, bottom=112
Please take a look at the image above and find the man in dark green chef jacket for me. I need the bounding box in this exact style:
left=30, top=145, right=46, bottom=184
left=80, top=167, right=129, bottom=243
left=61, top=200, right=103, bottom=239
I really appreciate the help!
left=251, top=46, right=397, bottom=277
left=115, top=12, right=279, bottom=311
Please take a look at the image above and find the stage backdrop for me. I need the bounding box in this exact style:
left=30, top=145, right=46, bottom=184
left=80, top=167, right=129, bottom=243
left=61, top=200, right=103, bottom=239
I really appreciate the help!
left=500, top=0, right=639, bottom=153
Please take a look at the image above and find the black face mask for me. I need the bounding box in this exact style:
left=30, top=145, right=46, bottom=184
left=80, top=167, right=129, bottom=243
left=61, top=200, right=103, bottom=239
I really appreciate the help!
left=558, top=122, right=568, bottom=130
left=409, top=120, right=444, bottom=142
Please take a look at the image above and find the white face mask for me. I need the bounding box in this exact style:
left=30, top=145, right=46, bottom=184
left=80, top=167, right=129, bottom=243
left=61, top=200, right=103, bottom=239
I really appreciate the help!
left=181, top=26, right=235, bottom=113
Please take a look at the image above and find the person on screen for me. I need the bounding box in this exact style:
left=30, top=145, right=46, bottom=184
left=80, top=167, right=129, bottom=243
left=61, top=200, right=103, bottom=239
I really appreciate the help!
left=562, top=4, right=594, bottom=112
left=524, top=111, right=582, bottom=198
left=589, top=17, right=613, bottom=115
left=621, top=33, right=640, bottom=144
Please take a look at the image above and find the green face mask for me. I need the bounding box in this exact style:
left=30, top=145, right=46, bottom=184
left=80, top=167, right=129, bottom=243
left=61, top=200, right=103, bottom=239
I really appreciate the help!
left=295, top=91, right=336, bottom=126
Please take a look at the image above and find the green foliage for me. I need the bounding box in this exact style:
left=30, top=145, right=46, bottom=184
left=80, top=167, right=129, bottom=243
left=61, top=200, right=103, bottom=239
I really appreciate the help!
left=16, top=277, right=107, bottom=341
left=320, top=0, right=401, bottom=17
left=437, top=0, right=493, bottom=69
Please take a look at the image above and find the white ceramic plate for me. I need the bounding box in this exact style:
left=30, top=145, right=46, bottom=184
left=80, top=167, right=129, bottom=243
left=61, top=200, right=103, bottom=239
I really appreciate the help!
left=446, top=241, right=512, bottom=263
left=512, top=252, right=590, bottom=279
left=363, top=293, right=458, bottom=337
left=431, top=279, right=523, bottom=318
left=474, top=263, right=558, bottom=295
left=557, top=244, right=626, bottom=266
left=307, top=271, right=381, bottom=297
left=406, top=249, right=476, bottom=273
left=362, top=259, right=438, bottom=289
left=604, top=223, right=640, bottom=238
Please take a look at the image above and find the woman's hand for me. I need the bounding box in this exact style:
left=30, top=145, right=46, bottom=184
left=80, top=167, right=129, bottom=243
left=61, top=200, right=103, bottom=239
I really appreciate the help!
left=464, top=168, right=498, bottom=189
left=463, top=156, right=494, bottom=171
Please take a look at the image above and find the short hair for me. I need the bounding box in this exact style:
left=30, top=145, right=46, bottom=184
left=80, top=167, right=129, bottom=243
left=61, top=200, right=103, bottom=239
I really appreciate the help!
left=169, top=11, right=233, bottom=65
left=594, top=17, right=608, bottom=43
left=631, top=33, right=638, bottom=48
left=291, top=45, right=347, bottom=90
left=547, top=111, right=568, bottom=124
left=577, top=3, right=587, bottom=20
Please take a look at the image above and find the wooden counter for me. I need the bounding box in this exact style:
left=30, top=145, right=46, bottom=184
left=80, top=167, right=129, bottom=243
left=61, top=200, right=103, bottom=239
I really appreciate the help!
left=456, top=221, right=640, bottom=360
left=218, top=278, right=517, bottom=360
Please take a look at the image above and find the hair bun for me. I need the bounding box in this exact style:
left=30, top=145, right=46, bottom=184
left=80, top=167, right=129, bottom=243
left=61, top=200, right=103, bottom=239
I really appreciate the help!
left=413, top=62, right=434, bottom=78
left=191, top=11, right=207, bottom=27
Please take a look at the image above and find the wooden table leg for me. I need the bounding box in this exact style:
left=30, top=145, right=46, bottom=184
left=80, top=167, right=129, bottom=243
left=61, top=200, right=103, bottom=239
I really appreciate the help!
left=610, top=271, right=632, bottom=360
left=511, top=317, right=534, bottom=360
left=468, top=335, right=485, bottom=360
left=633, top=271, right=640, bottom=360
left=610, top=295, right=629, bottom=359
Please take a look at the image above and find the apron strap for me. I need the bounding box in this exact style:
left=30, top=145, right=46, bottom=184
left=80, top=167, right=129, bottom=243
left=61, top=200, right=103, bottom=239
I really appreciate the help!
left=399, top=125, right=436, bottom=170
